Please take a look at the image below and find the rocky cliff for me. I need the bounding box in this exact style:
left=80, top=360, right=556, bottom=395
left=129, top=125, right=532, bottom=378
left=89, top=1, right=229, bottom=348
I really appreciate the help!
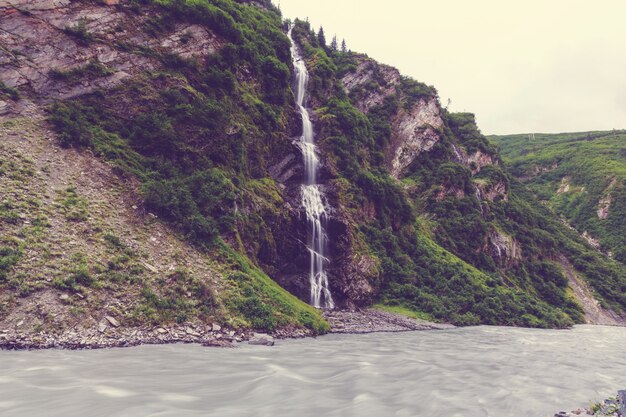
left=1, top=0, right=625, bottom=342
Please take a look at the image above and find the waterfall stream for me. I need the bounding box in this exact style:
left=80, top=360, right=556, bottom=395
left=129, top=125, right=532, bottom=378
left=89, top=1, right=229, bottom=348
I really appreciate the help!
left=288, top=28, right=334, bottom=309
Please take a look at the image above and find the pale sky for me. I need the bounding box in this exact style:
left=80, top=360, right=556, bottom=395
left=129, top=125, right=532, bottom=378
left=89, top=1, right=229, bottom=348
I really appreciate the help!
left=274, top=0, right=626, bottom=134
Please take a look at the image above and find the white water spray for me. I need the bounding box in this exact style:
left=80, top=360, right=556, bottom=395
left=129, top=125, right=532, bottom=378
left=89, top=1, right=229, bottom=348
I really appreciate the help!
left=288, top=27, right=334, bottom=309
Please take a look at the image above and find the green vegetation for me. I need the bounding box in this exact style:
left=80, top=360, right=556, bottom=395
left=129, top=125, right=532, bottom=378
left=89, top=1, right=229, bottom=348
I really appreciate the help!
left=0, top=82, right=19, bottom=100
left=373, top=304, right=434, bottom=322
left=0, top=242, right=22, bottom=283
left=56, top=187, right=89, bottom=222
left=219, top=244, right=329, bottom=333
left=49, top=61, right=114, bottom=82
left=63, top=19, right=95, bottom=45
left=135, top=268, right=217, bottom=324
left=490, top=130, right=626, bottom=264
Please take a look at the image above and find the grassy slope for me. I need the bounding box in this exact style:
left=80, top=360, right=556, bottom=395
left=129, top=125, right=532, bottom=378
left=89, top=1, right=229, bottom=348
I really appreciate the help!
left=489, top=131, right=626, bottom=264
left=0, top=114, right=327, bottom=335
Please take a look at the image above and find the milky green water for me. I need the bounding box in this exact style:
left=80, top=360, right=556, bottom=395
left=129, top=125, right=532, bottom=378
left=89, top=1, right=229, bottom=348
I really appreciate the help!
left=1, top=325, right=624, bottom=417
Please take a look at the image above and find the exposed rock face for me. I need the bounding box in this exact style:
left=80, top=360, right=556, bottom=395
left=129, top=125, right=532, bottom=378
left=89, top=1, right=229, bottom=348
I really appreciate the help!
left=332, top=249, right=379, bottom=308
left=487, top=230, right=521, bottom=266
left=0, top=2, right=222, bottom=101
left=597, top=178, right=616, bottom=220
left=519, top=161, right=559, bottom=181
left=339, top=55, right=444, bottom=179
left=582, top=231, right=601, bottom=250
left=3, top=0, right=71, bottom=11
left=474, top=180, right=508, bottom=203
left=435, top=185, right=465, bottom=201
left=451, top=144, right=497, bottom=175
left=466, top=150, right=495, bottom=174
left=556, top=176, right=572, bottom=194
left=557, top=255, right=626, bottom=326
left=386, top=98, right=443, bottom=178
left=341, top=58, right=400, bottom=113
left=598, top=195, right=612, bottom=220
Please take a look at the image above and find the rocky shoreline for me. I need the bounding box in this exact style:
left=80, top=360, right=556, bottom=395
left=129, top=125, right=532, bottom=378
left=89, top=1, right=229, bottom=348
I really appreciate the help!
left=0, top=321, right=293, bottom=350
left=0, top=308, right=450, bottom=350
left=323, top=308, right=454, bottom=333
left=554, top=391, right=625, bottom=417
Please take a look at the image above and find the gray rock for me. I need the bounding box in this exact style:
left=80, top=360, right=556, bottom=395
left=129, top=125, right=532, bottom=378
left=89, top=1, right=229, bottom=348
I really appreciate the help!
left=98, top=322, right=107, bottom=333
left=211, top=323, right=221, bottom=332
left=618, top=390, right=626, bottom=415
left=248, top=333, right=274, bottom=346
left=59, top=294, right=70, bottom=301
left=105, top=316, right=120, bottom=327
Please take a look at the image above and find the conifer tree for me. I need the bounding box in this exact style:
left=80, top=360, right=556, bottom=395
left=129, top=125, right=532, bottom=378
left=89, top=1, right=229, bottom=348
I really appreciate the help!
left=341, top=39, right=347, bottom=53
left=317, top=26, right=326, bottom=48
left=330, top=35, right=338, bottom=51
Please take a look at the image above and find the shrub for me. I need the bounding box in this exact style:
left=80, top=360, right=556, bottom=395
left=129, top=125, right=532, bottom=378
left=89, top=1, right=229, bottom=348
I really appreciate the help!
left=63, top=19, right=94, bottom=45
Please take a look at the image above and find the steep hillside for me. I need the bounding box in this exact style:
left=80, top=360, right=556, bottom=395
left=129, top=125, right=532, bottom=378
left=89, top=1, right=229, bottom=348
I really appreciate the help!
left=489, top=131, right=626, bottom=265
left=0, top=0, right=328, bottom=346
left=287, top=21, right=626, bottom=326
left=0, top=0, right=624, bottom=343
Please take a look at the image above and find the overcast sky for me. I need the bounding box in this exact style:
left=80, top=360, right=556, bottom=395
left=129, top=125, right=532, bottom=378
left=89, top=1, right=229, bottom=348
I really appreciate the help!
left=273, top=0, right=626, bottom=134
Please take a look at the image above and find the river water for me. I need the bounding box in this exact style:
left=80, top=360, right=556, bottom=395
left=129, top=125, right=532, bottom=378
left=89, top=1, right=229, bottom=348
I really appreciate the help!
left=1, top=325, right=624, bottom=417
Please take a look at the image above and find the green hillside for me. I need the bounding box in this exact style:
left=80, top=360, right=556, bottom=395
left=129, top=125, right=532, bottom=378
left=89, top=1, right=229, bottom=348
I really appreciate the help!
left=490, top=131, right=626, bottom=264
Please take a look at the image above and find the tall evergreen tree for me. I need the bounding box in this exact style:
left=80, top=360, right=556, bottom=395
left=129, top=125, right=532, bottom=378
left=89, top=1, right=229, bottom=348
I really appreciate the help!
left=341, top=39, right=347, bottom=53
left=317, top=26, right=326, bottom=48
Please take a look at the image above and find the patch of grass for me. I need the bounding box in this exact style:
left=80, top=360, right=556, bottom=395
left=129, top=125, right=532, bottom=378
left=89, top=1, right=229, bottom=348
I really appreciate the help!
left=0, top=146, right=35, bottom=180
left=49, top=61, right=114, bottom=82
left=0, top=199, right=20, bottom=224
left=63, top=19, right=94, bottom=45
left=220, top=243, right=329, bottom=334
left=0, top=243, right=22, bottom=283
left=56, top=187, right=89, bottom=222
left=373, top=304, right=435, bottom=322
left=134, top=268, right=218, bottom=324
left=0, top=82, right=19, bottom=100
left=53, top=253, right=94, bottom=292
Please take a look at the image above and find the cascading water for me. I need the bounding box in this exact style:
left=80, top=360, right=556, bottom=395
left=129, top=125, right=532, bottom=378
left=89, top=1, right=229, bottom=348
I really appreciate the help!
left=288, top=27, right=334, bottom=309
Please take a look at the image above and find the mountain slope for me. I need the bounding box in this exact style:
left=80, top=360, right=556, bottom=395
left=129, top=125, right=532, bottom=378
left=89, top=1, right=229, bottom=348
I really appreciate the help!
left=0, top=0, right=624, bottom=341
left=286, top=21, right=626, bottom=326
left=0, top=0, right=328, bottom=344
left=490, top=131, right=626, bottom=264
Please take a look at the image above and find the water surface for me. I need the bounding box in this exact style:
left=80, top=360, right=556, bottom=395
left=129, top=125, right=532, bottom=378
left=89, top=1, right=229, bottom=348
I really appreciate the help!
left=1, top=325, right=624, bottom=417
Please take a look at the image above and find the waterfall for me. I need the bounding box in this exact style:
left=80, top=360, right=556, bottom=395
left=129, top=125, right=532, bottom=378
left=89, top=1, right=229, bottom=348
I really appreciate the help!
left=288, top=27, right=334, bottom=309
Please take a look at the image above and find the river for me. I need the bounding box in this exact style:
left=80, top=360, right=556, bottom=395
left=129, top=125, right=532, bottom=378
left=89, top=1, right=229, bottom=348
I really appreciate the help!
left=1, top=325, right=624, bottom=417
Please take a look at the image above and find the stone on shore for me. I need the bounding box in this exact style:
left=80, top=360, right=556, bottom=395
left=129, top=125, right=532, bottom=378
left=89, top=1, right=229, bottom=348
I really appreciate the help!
left=105, top=316, right=120, bottom=328
left=248, top=333, right=274, bottom=346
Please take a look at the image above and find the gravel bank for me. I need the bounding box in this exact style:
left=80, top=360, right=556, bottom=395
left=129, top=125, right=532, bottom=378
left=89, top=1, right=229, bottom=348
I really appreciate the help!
left=324, top=309, right=454, bottom=333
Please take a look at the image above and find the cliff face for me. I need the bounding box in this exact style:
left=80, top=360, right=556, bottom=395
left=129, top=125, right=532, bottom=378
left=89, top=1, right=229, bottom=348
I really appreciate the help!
left=1, top=1, right=223, bottom=100
left=1, top=1, right=625, bottom=334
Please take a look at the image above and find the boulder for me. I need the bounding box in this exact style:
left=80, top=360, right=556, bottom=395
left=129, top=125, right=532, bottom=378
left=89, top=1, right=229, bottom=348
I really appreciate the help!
left=248, top=333, right=274, bottom=346
left=105, top=315, right=120, bottom=327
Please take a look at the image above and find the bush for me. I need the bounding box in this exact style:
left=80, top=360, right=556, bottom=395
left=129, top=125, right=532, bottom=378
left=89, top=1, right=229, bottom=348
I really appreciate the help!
left=63, top=19, right=94, bottom=45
